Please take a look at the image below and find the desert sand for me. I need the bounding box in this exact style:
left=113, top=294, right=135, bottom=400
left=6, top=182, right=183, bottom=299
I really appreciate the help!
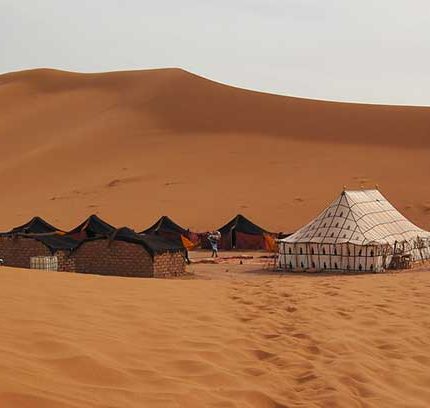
left=0, top=68, right=429, bottom=233
left=0, top=261, right=430, bottom=408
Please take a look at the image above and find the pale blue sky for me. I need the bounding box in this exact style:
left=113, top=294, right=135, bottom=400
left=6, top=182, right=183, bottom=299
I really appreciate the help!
left=1, top=0, right=429, bottom=105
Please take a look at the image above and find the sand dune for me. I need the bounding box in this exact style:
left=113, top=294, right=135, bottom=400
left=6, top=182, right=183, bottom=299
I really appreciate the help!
left=0, top=264, right=429, bottom=407
left=0, top=68, right=429, bottom=233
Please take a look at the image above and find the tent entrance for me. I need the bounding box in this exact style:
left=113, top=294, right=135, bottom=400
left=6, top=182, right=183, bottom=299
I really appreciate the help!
left=231, top=228, right=237, bottom=249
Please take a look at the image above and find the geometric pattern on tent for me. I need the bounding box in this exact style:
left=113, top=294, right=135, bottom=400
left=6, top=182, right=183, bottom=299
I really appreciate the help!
left=278, top=189, right=430, bottom=272
left=283, top=189, right=430, bottom=246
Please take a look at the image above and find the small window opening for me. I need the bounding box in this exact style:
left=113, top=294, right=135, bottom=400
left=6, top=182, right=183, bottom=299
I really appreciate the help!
left=334, top=263, right=338, bottom=269
left=330, top=232, right=334, bottom=237
left=370, top=264, right=374, bottom=271
left=359, top=264, right=363, bottom=271
left=299, top=247, right=303, bottom=255
left=312, top=262, right=315, bottom=268
left=370, top=250, right=374, bottom=257
left=300, top=262, right=304, bottom=268
left=323, top=262, right=327, bottom=269
left=311, top=247, right=314, bottom=255
left=288, top=247, right=292, bottom=254
left=322, top=247, right=326, bottom=255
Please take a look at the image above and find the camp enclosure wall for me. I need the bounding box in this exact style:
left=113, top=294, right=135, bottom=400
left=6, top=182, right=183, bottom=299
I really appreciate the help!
left=0, top=235, right=57, bottom=269
left=0, top=229, right=186, bottom=278
left=278, top=242, right=389, bottom=272
left=69, top=238, right=185, bottom=278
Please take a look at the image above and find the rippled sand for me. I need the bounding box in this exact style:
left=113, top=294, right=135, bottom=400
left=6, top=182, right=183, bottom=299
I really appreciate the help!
left=0, top=263, right=429, bottom=407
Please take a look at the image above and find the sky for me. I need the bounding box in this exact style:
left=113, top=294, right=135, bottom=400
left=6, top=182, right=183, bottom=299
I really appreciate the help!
left=1, top=0, right=429, bottom=105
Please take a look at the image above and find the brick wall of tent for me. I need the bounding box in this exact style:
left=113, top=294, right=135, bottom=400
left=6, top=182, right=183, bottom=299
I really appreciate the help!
left=153, top=252, right=186, bottom=278
left=65, top=240, right=185, bottom=278
left=70, top=240, right=153, bottom=277
left=0, top=236, right=51, bottom=268
left=0, top=237, right=186, bottom=278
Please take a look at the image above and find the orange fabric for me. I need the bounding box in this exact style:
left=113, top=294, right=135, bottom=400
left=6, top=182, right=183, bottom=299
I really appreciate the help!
left=181, top=235, right=199, bottom=250
left=264, top=234, right=278, bottom=252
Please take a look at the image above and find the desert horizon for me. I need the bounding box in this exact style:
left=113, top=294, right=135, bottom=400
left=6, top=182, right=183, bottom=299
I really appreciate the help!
left=1, top=67, right=429, bottom=235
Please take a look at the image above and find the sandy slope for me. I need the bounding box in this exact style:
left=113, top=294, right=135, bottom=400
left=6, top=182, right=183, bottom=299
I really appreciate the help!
left=0, top=68, right=429, bottom=233
left=0, top=264, right=429, bottom=408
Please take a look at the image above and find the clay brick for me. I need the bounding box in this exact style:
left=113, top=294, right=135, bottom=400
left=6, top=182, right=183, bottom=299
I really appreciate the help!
left=0, top=236, right=186, bottom=278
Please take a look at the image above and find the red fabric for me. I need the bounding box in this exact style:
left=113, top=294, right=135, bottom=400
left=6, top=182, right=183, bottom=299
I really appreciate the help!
left=220, top=232, right=233, bottom=249
left=217, top=231, right=266, bottom=250
left=235, top=232, right=266, bottom=250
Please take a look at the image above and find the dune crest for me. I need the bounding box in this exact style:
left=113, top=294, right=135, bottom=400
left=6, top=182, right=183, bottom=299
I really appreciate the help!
left=0, top=68, right=429, bottom=232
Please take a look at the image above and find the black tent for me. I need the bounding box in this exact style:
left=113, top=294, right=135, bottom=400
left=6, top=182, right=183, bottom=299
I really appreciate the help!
left=67, top=215, right=116, bottom=240
left=141, top=216, right=189, bottom=242
left=216, top=214, right=269, bottom=250
left=23, top=234, right=80, bottom=253
left=4, top=216, right=62, bottom=235
left=109, top=227, right=185, bottom=257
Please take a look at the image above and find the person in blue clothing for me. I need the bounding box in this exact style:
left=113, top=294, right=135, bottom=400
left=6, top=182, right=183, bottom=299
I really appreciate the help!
left=208, top=230, right=221, bottom=258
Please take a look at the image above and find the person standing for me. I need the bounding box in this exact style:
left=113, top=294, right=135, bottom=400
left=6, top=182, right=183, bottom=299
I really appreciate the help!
left=208, top=230, right=221, bottom=258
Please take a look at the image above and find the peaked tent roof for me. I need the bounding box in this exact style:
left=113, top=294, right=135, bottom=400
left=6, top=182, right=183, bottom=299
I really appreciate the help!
left=67, top=215, right=116, bottom=237
left=218, top=214, right=267, bottom=235
left=90, top=227, right=185, bottom=257
left=6, top=216, right=62, bottom=235
left=21, top=234, right=80, bottom=252
left=282, top=189, right=430, bottom=246
left=142, top=216, right=188, bottom=235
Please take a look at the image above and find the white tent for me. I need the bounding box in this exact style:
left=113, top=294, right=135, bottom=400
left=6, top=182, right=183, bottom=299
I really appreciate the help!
left=277, top=189, right=430, bottom=272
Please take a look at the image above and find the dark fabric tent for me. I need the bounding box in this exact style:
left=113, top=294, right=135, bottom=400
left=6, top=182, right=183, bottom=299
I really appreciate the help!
left=215, top=214, right=270, bottom=250
left=141, top=216, right=190, bottom=243
left=67, top=215, right=116, bottom=240
left=4, top=216, right=63, bottom=235
left=86, top=227, right=186, bottom=258
left=22, top=234, right=80, bottom=253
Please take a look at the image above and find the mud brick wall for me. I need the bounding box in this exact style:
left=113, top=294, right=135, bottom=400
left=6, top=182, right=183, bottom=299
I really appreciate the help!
left=0, top=236, right=51, bottom=268
left=0, top=236, right=186, bottom=278
left=71, top=239, right=154, bottom=277
left=153, top=251, right=185, bottom=278
left=56, top=250, right=76, bottom=272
